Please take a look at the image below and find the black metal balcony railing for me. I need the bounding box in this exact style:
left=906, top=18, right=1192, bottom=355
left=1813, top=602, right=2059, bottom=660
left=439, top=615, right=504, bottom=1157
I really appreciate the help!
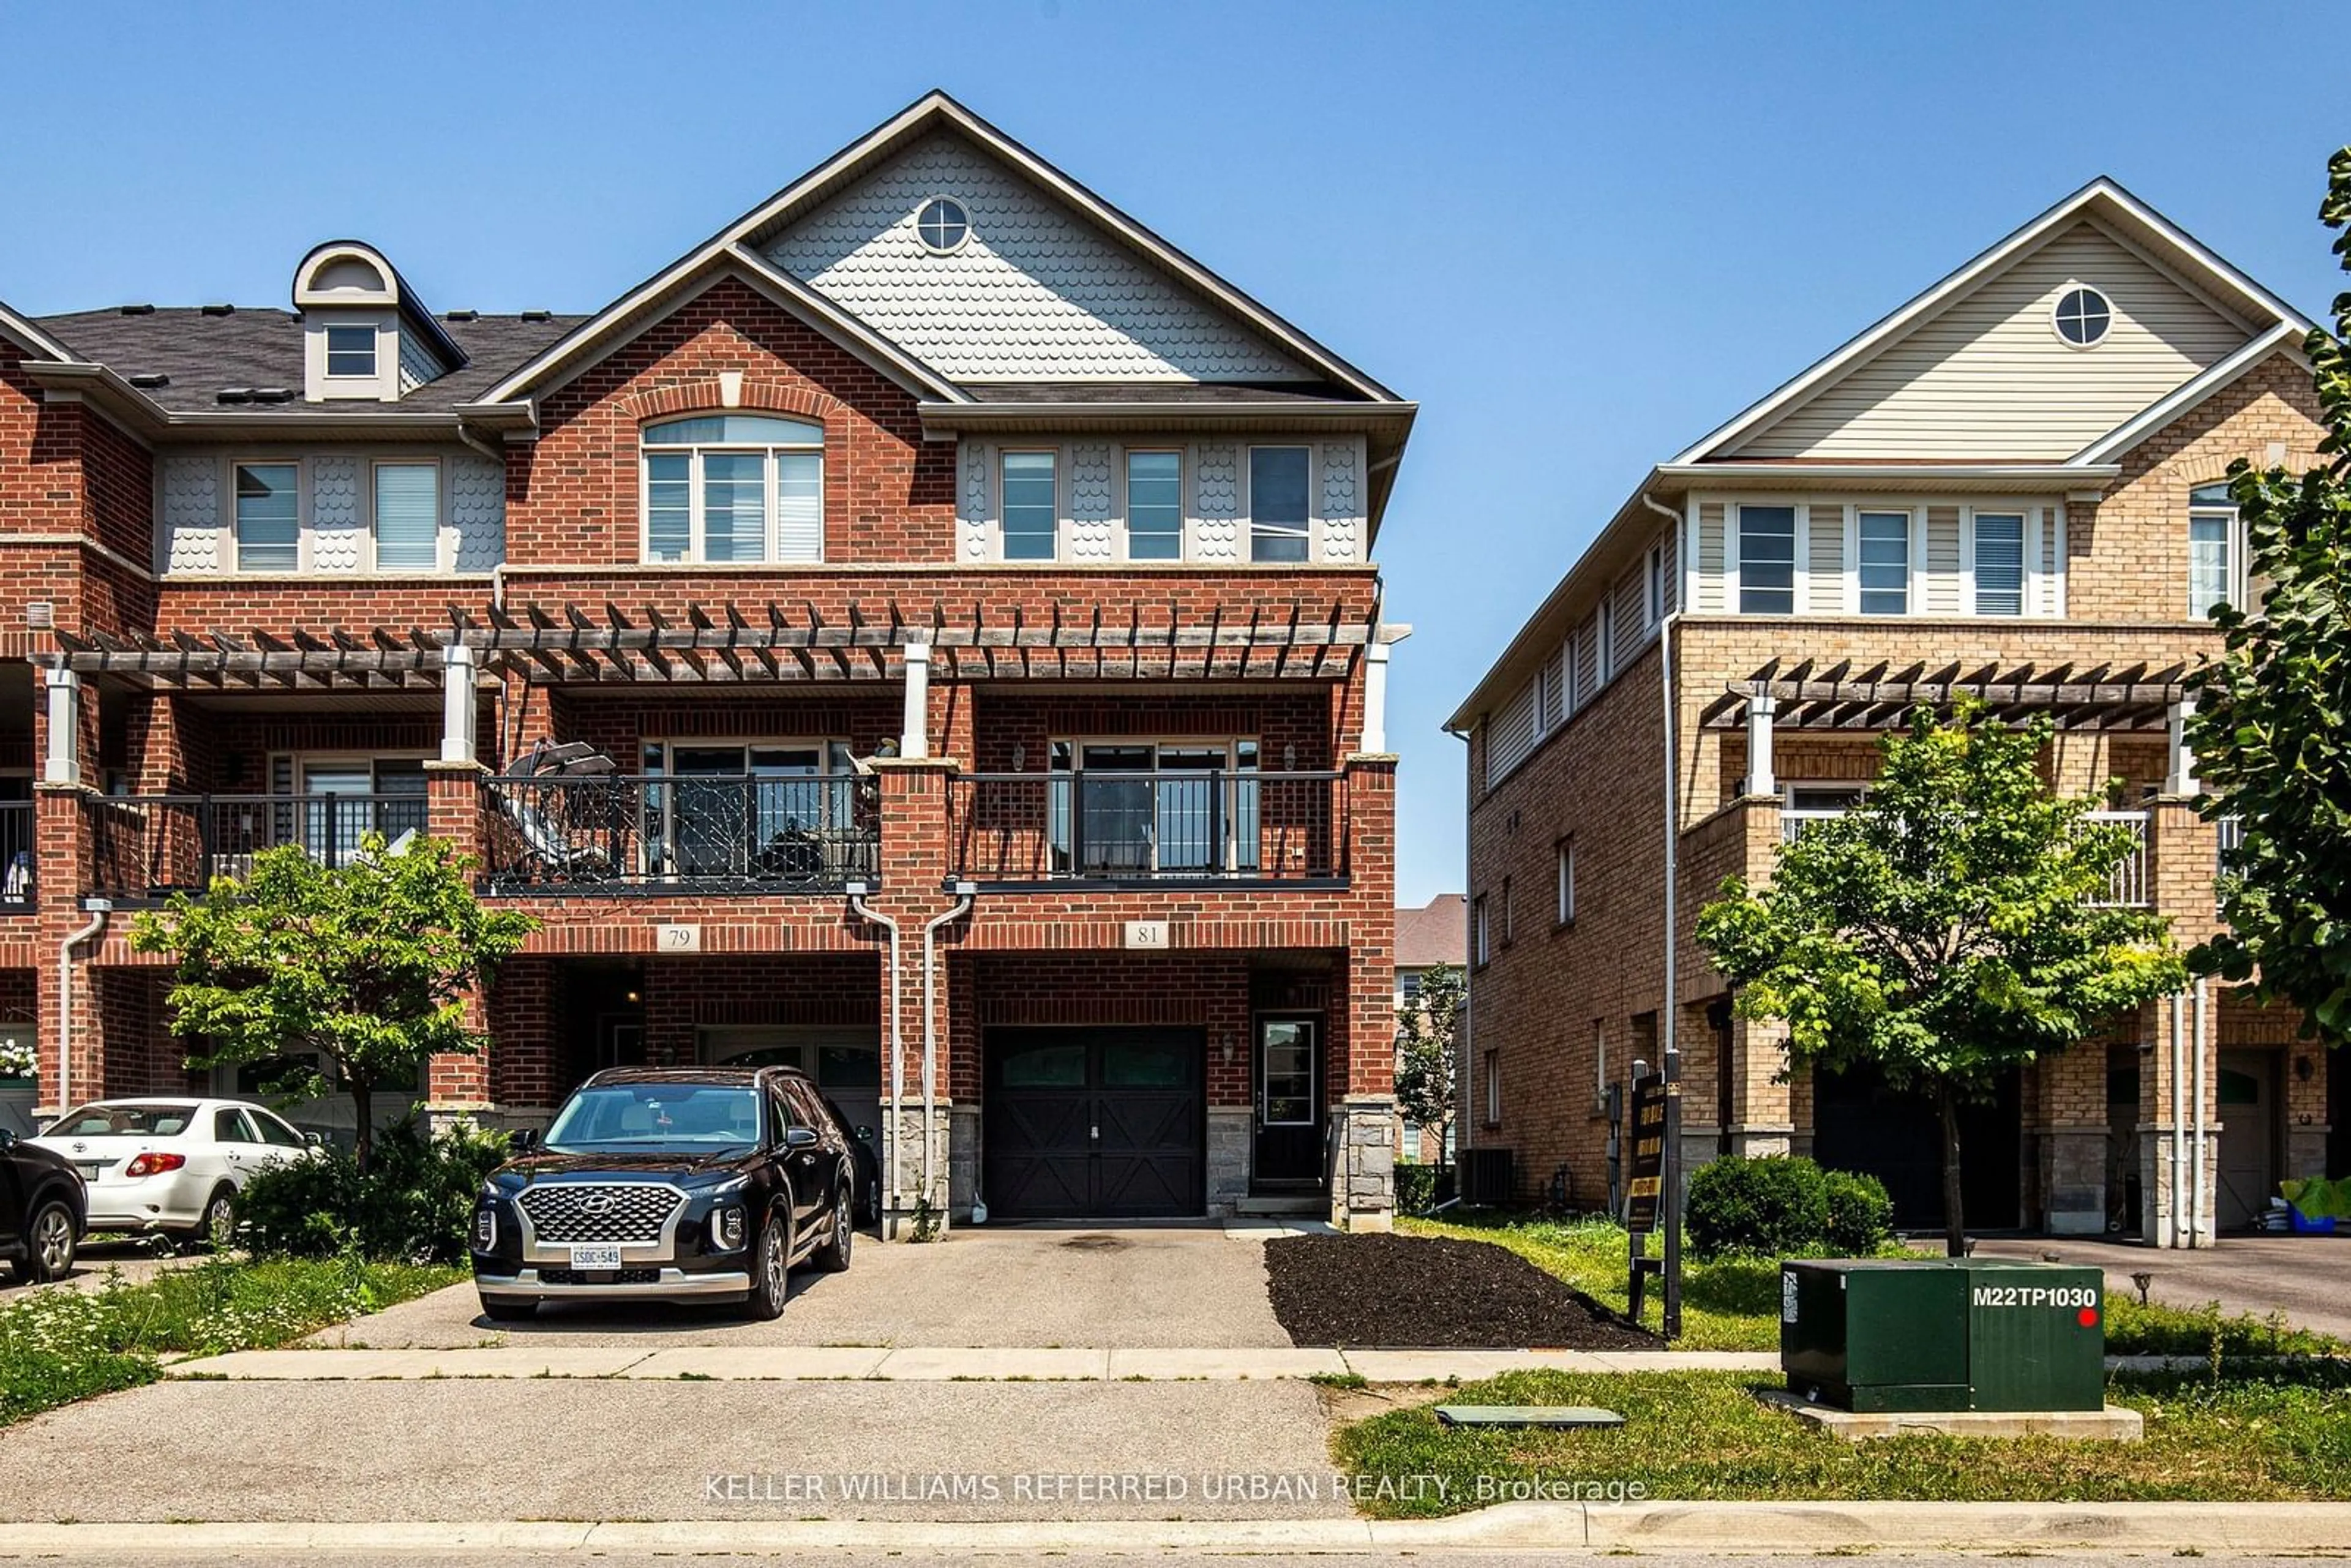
left=480, top=775, right=878, bottom=895
left=1, top=800, right=32, bottom=909
left=88, top=793, right=430, bottom=901
left=948, top=770, right=1347, bottom=883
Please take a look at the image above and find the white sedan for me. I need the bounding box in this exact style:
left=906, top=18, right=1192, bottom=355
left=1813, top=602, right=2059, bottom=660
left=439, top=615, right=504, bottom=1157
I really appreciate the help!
left=29, top=1098, right=318, bottom=1246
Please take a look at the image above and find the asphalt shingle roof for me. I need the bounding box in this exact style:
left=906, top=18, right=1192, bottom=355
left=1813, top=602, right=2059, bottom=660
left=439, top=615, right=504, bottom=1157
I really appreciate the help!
left=32, top=308, right=588, bottom=413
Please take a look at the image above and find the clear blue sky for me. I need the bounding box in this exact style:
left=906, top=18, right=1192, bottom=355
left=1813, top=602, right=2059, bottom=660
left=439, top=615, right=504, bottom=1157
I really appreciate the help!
left=4, top=2, right=2342, bottom=904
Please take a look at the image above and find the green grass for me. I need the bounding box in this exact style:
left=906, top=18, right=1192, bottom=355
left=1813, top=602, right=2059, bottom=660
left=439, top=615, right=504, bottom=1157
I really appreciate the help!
left=1332, top=1364, right=2351, bottom=1516
left=1400, top=1213, right=2348, bottom=1358
left=0, top=1255, right=460, bottom=1427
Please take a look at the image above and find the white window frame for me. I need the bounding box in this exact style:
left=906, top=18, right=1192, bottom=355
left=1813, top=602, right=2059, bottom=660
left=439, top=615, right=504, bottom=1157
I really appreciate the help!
left=369, top=458, right=443, bottom=574
left=1734, top=501, right=1799, bottom=616
left=997, top=447, right=1061, bottom=563
left=1482, top=1047, right=1502, bottom=1127
left=638, top=416, right=827, bottom=566
left=1644, top=542, right=1667, bottom=626
left=1593, top=1020, right=1609, bottom=1109
left=1121, top=447, right=1185, bottom=564
left=1048, top=735, right=1262, bottom=874
left=1245, top=444, right=1313, bottom=565
left=231, top=458, right=304, bottom=574
left=1555, top=838, right=1575, bottom=925
left=2188, top=484, right=2244, bottom=619
left=1472, top=894, right=1491, bottom=967
left=323, top=322, right=380, bottom=381
left=1851, top=503, right=1916, bottom=617
left=1963, top=505, right=2032, bottom=618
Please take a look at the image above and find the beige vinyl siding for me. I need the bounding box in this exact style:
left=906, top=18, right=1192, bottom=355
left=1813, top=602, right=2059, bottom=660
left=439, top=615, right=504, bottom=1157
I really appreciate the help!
left=1695, top=502, right=1727, bottom=612
left=1804, top=501, right=1845, bottom=614
left=1540, top=645, right=1567, bottom=730
left=1657, top=527, right=1679, bottom=615
left=1731, top=223, right=2252, bottom=460
left=1571, top=613, right=1601, bottom=707
left=1922, top=505, right=1963, bottom=613
left=1609, top=567, right=1648, bottom=667
left=1486, top=677, right=1540, bottom=787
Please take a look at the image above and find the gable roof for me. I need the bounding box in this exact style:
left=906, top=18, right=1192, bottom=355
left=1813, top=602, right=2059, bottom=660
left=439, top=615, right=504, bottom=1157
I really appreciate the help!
left=1668, top=177, right=2319, bottom=467
left=1396, top=895, right=1467, bottom=970
left=482, top=90, right=1399, bottom=406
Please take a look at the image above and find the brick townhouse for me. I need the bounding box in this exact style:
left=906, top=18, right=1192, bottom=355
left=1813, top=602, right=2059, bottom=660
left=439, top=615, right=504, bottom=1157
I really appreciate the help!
left=0, top=91, right=1415, bottom=1234
left=1449, top=178, right=2341, bottom=1246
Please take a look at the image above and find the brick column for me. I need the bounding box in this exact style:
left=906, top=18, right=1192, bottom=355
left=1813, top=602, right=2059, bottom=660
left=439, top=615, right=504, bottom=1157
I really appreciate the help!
left=866, top=756, right=961, bottom=1238
left=1331, top=753, right=1397, bottom=1229
left=423, top=759, right=491, bottom=1121
left=31, top=661, right=106, bottom=1117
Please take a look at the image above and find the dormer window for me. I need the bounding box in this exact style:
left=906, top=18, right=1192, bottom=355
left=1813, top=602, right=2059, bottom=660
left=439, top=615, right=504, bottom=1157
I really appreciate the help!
left=324, top=324, right=377, bottom=379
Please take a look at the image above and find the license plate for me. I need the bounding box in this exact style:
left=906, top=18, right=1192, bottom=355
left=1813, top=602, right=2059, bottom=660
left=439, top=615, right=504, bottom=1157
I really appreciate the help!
left=568, top=1244, right=624, bottom=1270
left=75, top=1163, right=101, bottom=1182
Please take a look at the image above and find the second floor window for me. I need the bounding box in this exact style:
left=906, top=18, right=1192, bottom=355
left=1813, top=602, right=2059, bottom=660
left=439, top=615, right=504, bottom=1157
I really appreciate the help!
left=373, top=462, right=439, bottom=572
left=234, top=462, right=299, bottom=571
left=324, top=324, right=377, bottom=379
left=2189, top=482, right=2240, bottom=618
left=1737, top=505, right=1796, bottom=614
left=1857, top=511, right=1910, bottom=615
left=1127, top=450, right=1182, bottom=561
left=1556, top=838, right=1575, bottom=924
left=1472, top=893, right=1490, bottom=966
left=1973, top=512, right=2025, bottom=616
left=1002, top=451, right=1057, bottom=561
left=642, top=415, right=823, bottom=565
left=1250, top=446, right=1310, bottom=563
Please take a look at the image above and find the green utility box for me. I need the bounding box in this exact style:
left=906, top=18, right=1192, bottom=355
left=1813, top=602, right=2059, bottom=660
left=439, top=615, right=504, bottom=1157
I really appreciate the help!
left=1781, top=1259, right=2105, bottom=1413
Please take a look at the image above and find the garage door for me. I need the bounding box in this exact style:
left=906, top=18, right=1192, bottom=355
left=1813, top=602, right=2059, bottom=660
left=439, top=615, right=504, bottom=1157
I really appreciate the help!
left=984, top=1027, right=1202, bottom=1219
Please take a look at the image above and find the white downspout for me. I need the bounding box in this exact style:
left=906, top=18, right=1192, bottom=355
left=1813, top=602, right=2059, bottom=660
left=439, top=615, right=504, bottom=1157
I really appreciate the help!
left=1640, top=493, right=1684, bottom=1097
left=56, top=903, right=110, bottom=1118
left=2169, top=992, right=2186, bottom=1248
left=921, top=887, right=975, bottom=1217
left=2192, top=978, right=2210, bottom=1248
left=846, top=887, right=904, bottom=1225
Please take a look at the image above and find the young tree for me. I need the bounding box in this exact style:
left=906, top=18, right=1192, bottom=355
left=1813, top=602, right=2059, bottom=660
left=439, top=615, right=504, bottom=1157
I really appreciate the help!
left=1394, top=962, right=1463, bottom=1163
left=2186, top=146, right=2351, bottom=1049
left=130, top=835, right=538, bottom=1172
left=1696, top=704, right=2184, bottom=1255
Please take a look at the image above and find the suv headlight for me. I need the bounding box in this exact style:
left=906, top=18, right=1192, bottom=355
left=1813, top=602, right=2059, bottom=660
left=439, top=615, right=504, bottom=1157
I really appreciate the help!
left=712, top=1206, right=747, bottom=1251
left=473, top=1207, right=497, bottom=1250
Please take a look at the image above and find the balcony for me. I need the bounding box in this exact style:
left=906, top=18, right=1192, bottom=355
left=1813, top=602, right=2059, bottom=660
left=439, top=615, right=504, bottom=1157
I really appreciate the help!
left=947, top=770, right=1346, bottom=887
left=479, top=775, right=878, bottom=896
left=1, top=800, right=31, bottom=909
left=87, top=793, right=429, bottom=902
left=1776, top=805, right=2151, bottom=907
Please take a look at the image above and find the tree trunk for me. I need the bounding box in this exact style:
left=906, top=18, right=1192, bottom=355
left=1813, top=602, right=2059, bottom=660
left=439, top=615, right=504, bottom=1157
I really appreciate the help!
left=1937, top=1082, right=1967, bottom=1258
left=351, top=1077, right=373, bottom=1176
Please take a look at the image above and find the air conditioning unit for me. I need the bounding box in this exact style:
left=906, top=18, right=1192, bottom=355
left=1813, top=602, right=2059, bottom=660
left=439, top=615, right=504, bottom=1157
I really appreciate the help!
left=1456, top=1147, right=1514, bottom=1207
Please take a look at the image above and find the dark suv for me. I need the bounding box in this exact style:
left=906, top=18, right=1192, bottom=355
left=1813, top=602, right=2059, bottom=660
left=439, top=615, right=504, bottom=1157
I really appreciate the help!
left=470, top=1066, right=856, bottom=1321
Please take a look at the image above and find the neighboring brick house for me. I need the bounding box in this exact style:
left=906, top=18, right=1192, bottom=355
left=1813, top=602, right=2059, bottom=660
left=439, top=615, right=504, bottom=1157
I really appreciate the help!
left=0, top=92, right=1415, bottom=1234
left=1449, top=178, right=2341, bottom=1246
left=1393, top=893, right=1464, bottom=1163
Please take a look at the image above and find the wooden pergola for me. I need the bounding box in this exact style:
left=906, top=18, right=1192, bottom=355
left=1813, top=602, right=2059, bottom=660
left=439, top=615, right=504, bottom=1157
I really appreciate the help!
left=1700, top=656, right=2191, bottom=733
left=52, top=596, right=1378, bottom=689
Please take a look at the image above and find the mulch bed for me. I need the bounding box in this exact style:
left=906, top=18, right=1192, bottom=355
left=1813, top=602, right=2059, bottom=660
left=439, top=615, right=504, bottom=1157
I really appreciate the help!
left=1264, top=1233, right=1665, bottom=1349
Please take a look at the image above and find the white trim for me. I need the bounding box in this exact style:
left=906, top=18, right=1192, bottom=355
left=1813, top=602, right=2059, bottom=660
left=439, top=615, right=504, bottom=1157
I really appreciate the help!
left=368, top=456, right=444, bottom=574
left=2049, top=280, right=2113, bottom=350
left=1243, top=443, right=1314, bottom=566
left=0, top=300, right=81, bottom=362
left=480, top=93, right=1395, bottom=407
left=2071, top=322, right=2306, bottom=465
left=637, top=414, right=827, bottom=567
left=1667, top=177, right=2317, bottom=467
left=912, top=193, right=972, bottom=257
left=996, top=445, right=1062, bottom=564
left=1120, top=445, right=1186, bottom=565
left=230, top=457, right=305, bottom=574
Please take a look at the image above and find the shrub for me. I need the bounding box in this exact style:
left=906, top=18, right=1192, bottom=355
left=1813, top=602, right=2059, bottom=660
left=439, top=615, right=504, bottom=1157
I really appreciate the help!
left=235, top=1118, right=511, bottom=1264
left=1820, top=1166, right=1895, bottom=1255
left=1686, top=1155, right=1832, bottom=1260
left=1396, top=1162, right=1453, bottom=1215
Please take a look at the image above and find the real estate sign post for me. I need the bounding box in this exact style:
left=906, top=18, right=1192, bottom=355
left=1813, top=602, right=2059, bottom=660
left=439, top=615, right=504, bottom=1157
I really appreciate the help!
left=1626, top=1073, right=1666, bottom=1321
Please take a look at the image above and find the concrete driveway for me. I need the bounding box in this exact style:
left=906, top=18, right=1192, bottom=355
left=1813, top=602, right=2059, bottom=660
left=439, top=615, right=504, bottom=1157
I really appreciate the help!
left=318, top=1223, right=1292, bottom=1349
left=1974, top=1234, right=2351, bottom=1339
left=0, top=1236, right=205, bottom=1298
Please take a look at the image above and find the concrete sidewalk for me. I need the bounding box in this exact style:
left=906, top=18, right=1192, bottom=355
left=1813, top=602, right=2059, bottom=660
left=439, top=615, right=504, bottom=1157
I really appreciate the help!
left=168, top=1343, right=1780, bottom=1381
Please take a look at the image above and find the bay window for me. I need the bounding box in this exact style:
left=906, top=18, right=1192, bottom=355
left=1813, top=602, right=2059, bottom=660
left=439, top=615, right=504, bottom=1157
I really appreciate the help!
left=641, top=415, right=824, bottom=565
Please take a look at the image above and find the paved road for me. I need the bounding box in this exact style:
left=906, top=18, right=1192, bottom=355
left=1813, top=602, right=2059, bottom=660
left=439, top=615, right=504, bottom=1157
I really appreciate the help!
left=0, top=1379, right=1346, bottom=1522
left=322, top=1223, right=1292, bottom=1349
left=1974, top=1232, right=2351, bottom=1338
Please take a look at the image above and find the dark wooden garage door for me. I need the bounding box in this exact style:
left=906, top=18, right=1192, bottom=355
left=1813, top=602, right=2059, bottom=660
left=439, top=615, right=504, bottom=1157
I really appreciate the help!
left=984, top=1027, right=1202, bottom=1218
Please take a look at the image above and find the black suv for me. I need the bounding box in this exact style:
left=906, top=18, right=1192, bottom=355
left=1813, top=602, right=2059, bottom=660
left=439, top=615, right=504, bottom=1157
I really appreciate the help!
left=470, top=1066, right=856, bottom=1321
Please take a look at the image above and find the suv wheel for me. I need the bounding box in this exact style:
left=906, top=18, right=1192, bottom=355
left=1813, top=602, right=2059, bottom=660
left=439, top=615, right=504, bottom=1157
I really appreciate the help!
left=812, top=1184, right=853, bottom=1273
left=744, top=1209, right=790, bottom=1320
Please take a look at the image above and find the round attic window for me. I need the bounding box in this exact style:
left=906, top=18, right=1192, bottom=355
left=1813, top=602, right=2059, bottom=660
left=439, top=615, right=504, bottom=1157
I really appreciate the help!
left=915, top=197, right=970, bottom=255
left=2053, top=286, right=2112, bottom=347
